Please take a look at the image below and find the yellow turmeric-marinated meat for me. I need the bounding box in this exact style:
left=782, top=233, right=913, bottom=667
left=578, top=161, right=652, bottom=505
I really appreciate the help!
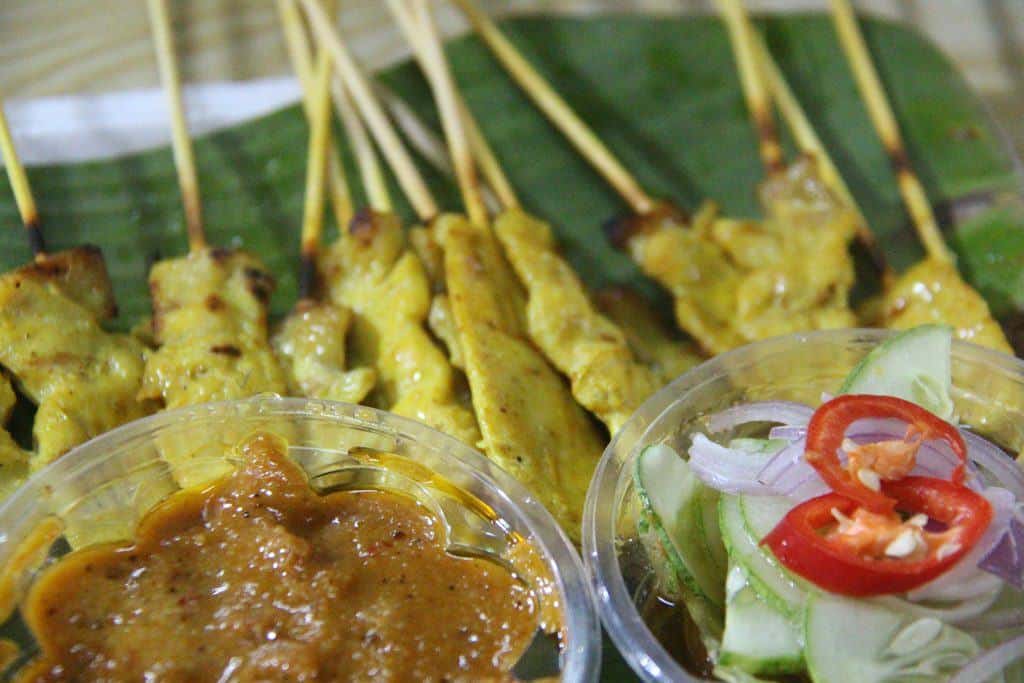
left=407, top=227, right=468, bottom=368
left=13, top=246, right=118, bottom=321
left=140, top=248, right=287, bottom=409
left=0, top=374, right=29, bottom=499
left=867, top=258, right=1013, bottom=354
left=438, top=213, right=605, bottom=539
left=610, top=160, right=858, bottom=354
left=272, top=299, right=377, bottom=403
left=427, top=294, right=465, bottom=370
left=0, top=272, right=150, bottom=470
left=595, top=286, right=703, bottom=386
left=320, top=210, right=479, bottom=446
left=493, top=208, right=660, bottom=435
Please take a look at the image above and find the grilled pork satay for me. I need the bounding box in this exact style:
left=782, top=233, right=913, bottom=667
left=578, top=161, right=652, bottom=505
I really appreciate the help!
left=713, top=0, right=860, bottom=333
left=829, top=0, right=1012, bottom=353
left=366, top=0, right=603, bottom=537
left=452, top=0, right=875, bottom=355
left=376, top=73, right=701, bottom=393
left=0, top=101, right=151, bottom=474
left=272, top=4, right=375, bottom=404
left=595, top=287, right=702, bottom=385
left=139, top=0, right=287, bottom=414
left=391, top=1, right=661, bottom=436
left=290, top=0, right=479, bottom=446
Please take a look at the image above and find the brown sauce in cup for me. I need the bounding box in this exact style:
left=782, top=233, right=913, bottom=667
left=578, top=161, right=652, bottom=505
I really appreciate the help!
left=16, top=433, right=541, bottom=681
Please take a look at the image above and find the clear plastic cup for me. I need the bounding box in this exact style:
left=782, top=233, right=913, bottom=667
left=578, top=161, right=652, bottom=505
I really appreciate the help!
left=0, top=397, right=600, bottom=681
left=582, top=328, right=1024, bottom=682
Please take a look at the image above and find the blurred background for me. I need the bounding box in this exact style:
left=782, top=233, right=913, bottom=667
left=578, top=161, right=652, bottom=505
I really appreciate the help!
left=1, top=1, right=1022, bottom=157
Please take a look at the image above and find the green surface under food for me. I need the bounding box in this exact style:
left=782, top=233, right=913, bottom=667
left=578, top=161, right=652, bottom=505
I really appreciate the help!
left=0, top=13, right=1022, bottom=682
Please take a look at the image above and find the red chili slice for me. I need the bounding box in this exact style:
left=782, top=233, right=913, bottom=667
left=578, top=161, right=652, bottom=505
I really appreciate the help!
left=805, top=394, right=967, bottom=513
left=762, top=477, right=992, bottom=596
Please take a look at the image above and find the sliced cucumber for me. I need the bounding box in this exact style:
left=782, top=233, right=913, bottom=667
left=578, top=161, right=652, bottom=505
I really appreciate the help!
left=804, top=592, right=979, bottom=683
left=634, top=443, right=726, bottom=647
left=739, top=493, right=795, bottom=539
left=718, top=494, right=808, bottom=620
left=697, top=485, right=728, bottom=576
left=719, top=563, right=805, bottom=676
left=635, top=444, right=726, bottom=606
left=840, top=324, right=954, bottom=419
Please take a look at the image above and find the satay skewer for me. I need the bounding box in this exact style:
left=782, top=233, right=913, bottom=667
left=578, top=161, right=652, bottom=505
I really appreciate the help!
left=827, top=0, right=1012, bottom=352
left=282, top=0, right=480, bottom=446
left=377, top=0, right=605, bottom=539
left=0, top=102, right=151, bottom=491
left=272, top=28, right=376, bottom=406
left=717, top=0, right=891, bottom=284
left=373, top=78, right=702, bottom=384
left=452, top=0, right=865, bottom=354
left=394, top=0, right=671, bottom=434
left=141, top=0, right=288, bottom=432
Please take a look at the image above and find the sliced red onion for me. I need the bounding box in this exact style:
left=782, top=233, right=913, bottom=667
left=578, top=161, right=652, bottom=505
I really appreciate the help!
left=780, top=474, right=830, bottom=502
left=950, top=633, right=1024, bottom=683
left=961, top=430, right=1024, bottom=499
left=979, top=511, right=1023, bottom=590
left=908, top=488, right=1016, bottom=603
left=756, top=438, right=807, bottom=487
left=692, top=407, right=1021, bottom=531
left=758, top=445, right=829, bottom=503
left=875, top=587, right=1001, bottom=625
left=706, top=401, right=813, bottom=434
left=688, top=434, right=778, bottom=495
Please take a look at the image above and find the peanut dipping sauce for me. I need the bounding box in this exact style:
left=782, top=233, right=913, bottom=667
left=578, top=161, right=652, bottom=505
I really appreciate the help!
left=16, top=433, right=545, bottom=681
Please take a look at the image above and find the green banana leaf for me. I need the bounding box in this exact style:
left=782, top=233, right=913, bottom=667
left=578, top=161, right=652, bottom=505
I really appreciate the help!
left=1, top=14, right=1019, bottom=335
left=0, top=13, right=1021, bottom=682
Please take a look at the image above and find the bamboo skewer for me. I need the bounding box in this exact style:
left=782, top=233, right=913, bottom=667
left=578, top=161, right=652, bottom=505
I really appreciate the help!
left=335, top=77, right=392, bottom=213
left=462, top=102, right=518, bottom=211
left=377, top=83, right=454, bottom=178
left=146, top=0, right=206, bottom=253
left=376, top=83, right=506, bottom=215
left=277, top=0, right=356, bottom=230
left=393, top=2, right=517, bottom=212
left=829, top=0, right=953, bottom=264
left=0, top=99, right=45, bottom=257
left=297, top=52, right=335, bottom=299
left=388, top=0, right=488, bottom=227
left=280, top=0, right=390, bottom=214
left=714, top=0, right=785, bottom=175
left=452, top=0, right=657, bottom=216
left=300, top=0, right=435, bottom=223
left=387, top=0, right=517, bottom=216
left=299, top=0, right=438, bottom=222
